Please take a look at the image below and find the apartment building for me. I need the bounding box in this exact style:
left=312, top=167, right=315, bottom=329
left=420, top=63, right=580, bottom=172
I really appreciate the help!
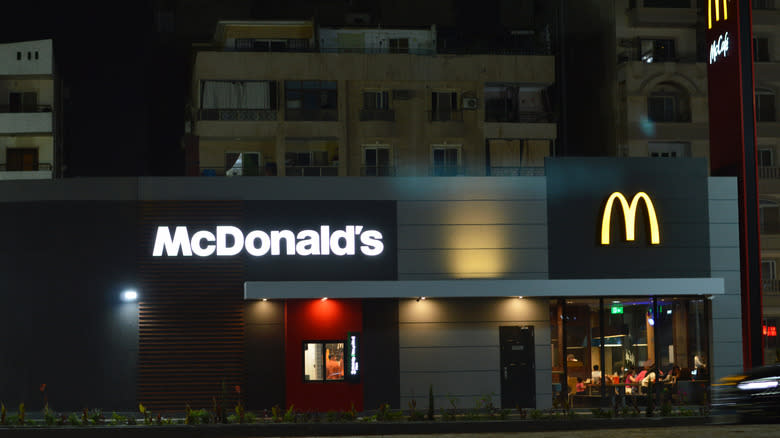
left=0, top=39, right=60, bottom=180
left=186, top=20, right=556, bottom=178
left=603, top=1, right=780, bottom=364
left=752, top=0, right=780, bottom=365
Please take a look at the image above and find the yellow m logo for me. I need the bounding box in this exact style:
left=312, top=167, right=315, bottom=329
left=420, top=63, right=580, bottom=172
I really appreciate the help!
left=601, top=192, right=660, bottom=245
left=708, top=0, right=729, bottom=29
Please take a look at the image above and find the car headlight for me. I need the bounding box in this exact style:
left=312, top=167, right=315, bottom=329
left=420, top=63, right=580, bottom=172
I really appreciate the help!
left=737, top=378, right=780, bottom=391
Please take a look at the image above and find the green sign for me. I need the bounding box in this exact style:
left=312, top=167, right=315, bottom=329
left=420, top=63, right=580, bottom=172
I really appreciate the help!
left=611, top=306, right=624, bottom=314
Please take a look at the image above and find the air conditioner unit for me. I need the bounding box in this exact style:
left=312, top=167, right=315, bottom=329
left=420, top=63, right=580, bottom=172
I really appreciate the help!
left=462, top=97, right=478, bottom=110
left=393, top=89, right=413, bottom=100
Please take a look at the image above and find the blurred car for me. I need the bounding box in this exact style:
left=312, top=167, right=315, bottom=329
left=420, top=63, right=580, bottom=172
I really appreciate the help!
left=712, top=364, right=780, bottom=422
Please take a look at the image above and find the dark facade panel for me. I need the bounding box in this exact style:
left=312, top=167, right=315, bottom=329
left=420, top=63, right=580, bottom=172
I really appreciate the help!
left=244, top=301, right=285, bottom=410
left=546, top=158, right=711, bottom=279
left=362, top=299, right=400, bottom=409
left=0, top=201, right=137, bottom=410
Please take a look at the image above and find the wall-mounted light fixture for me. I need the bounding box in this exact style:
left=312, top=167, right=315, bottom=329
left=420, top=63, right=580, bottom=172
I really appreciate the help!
left=416, top=296, right=426, bottom=302
left=121, top=289, right=138, bottom=302
left=321, top=297, right=328, bottom=302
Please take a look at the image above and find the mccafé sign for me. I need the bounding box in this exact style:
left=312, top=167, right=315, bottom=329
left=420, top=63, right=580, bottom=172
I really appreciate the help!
left=152, top=225, right=385, bottom=257
left=708, top=0, right=730, bottom=64
left=600, top=192, right=660, bottom=245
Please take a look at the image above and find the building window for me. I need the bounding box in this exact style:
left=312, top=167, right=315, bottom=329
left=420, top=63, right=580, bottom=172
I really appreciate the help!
left=389, top=38, right=409, bottom=53
left=759, top=148, right=774, bottom=167
left=648, top=142, right=690, bottom=158
left=484, top=83, right=550, bottom=123
left=430, top=91, right=461, bottom=121
left=552, top=297, right=710, bottom=407
left=285, top=139, right=338, bottom=176
left=639, top=39, right=676, bottom=63
left=16, top=51, right=21, bottom=60
left=235, top=38, right=310, bottom=52
left=647, top=82, right=690, bottom=122
left=225, top=152, right=262, bottom=176
left=760, top=200, right=780, bottom=234
left=200, top=81, right=277, bottom=121
left=753, top=0, right=775, bottom=10
left=285, top=81, right=338, bottom=121
left=360, top=91, right=394, bottom=121
left=754, top=38, right=770, bottom=62
left=362, top=145, right=394, bottom=176
left=756, top=89, right=776, bottom=122
left=487, top=139, right=549, bottom=175
left=431, top=144, right=462, bottom=176
left=5, top=148, right=39, bottom=171
left=303, top=341, right=345, bottom=381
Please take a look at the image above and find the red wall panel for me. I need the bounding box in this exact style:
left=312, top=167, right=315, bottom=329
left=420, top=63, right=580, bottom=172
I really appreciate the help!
left=285, top=299, right=363, bottom=412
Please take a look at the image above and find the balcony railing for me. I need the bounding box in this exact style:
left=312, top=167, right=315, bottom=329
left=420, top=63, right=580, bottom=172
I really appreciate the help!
left=489, top=166, right=545, bottom=176
left=198, top=109, right=277, bottom=121
left=285, top=166, right=338, bottom=176
left=0, top=104, right=52, bottom=113
left=429, top=166, right=465, bottom=176
left=759, top=166, right=780, bottom=179
left=360, top=166, right=396, bottom=176
left=359, top=109, right=395, bottom=122
left=485, top=111, right=556, bottom=123
left=285, top=109, right=338, bottom=122
left=428, top=110, right=463, bottom=122
left=763, top=279, right=780, bottom=295
left=0, top=162, right=52, bottom=171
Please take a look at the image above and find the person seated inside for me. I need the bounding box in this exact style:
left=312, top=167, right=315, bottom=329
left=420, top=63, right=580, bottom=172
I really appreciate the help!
left=325, top=353, right=344, bottom=380
left=591, top=365, right=602, bottom=384
left=624, top=368, right=637, bottom=394
left=663, top=365, right=680, bottom=384
left=576, top=377, right=587, bottom=393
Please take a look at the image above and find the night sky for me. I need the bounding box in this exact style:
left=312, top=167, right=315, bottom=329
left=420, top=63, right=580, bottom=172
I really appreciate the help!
left=0, top=2, right=185, bottom=176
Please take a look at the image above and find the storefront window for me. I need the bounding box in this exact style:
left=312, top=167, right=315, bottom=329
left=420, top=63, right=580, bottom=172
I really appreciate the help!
left=555, top=296, right=710, bottom=407
left=550, top=300, right=564, bottom=403
left=304, top=341, right=345, bottom=381
left=564, top=299, right=601, bottom=401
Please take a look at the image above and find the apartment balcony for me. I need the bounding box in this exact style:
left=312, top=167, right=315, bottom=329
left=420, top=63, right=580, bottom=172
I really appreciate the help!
left=758, top=121, right=780, bottom=139
left=617, top=61, right=706, bottom=87
left=360, top=166, right=396, bottom=176
left=752, top=3, right=779, bottom=26
left=0, top=107, right=52, bottom=134
left=0, top=163, right=52, bottom=180
left=627, top=121, right=708, bottom=140
left=755, top=62, right=780, bottom=80
left=285, top=165, right=338, bottom=176
left=488, top=166, right=545, bottom=176
left=198, top=108, right=278, bottom=121
left=627, top=1, right=698, bottom=27
left=428, top=110, right=463, bottom=122
left=359, top=109, right=395, bottom=122
left=764, top=279, right=780, bottom=296
left=429, top=166, right=465, bottom=176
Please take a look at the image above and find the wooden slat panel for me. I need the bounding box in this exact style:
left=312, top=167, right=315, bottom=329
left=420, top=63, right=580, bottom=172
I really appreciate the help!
left=138, top=201, right=246, bottom=411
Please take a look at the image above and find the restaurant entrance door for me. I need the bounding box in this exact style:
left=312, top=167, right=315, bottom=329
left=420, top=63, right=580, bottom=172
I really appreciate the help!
left=499, top=325, right=536, bottom=408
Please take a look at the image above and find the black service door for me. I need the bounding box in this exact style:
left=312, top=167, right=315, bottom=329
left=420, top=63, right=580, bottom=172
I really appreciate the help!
left=499, top=325, right=535, bottom=408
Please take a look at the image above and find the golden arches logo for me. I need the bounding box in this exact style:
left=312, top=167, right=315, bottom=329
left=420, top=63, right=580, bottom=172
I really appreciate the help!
left=708, top=0, right=729, bottom=29
left=601, top=192, right=660, bottom=245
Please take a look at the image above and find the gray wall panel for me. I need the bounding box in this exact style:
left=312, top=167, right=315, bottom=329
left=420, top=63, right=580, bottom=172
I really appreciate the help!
left=712, top=318, right=744, bottom=343
left=708, top=224, right=740, bottom=247
left=399, top=298, right=551, bottom=409
left=398, top=201, right=547, bottom=225
left=708, top=178, right=739, bottom=200
left=398, top=249, right=548, bottom=276
left=711, top=293, right=743, bottom=318
left=708, top=200, right=739, bottom=223
left=710, top=248, right=741, bottom=272
left=399, top=225, right=548, bottom=249
left=400, top=348, right=500, bottom=372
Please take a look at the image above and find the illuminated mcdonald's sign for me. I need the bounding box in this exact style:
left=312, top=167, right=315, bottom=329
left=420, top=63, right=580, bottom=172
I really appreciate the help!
left=708, top=0, right=728, bottom=29
left=600, top=192, right=660, bottom=245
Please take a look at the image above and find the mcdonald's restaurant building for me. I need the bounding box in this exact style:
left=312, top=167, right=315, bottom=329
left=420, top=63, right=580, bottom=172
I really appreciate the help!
left=0, top=158, right=742, bottom=412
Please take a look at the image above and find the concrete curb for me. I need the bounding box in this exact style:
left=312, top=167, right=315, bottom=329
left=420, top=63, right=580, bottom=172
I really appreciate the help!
left=0, top=416, right=710, bottom=437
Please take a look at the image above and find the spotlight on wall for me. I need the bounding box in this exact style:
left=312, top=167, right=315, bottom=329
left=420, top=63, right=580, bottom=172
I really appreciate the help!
left=518, top=296, right=524, bottom=299
left=121, top=290, right=138, bottom=302
left=321, top=297, right=328, bottom=302
left=262, top=298, right=268, bottom=302
left=416, top=296, right=426, bottom=302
